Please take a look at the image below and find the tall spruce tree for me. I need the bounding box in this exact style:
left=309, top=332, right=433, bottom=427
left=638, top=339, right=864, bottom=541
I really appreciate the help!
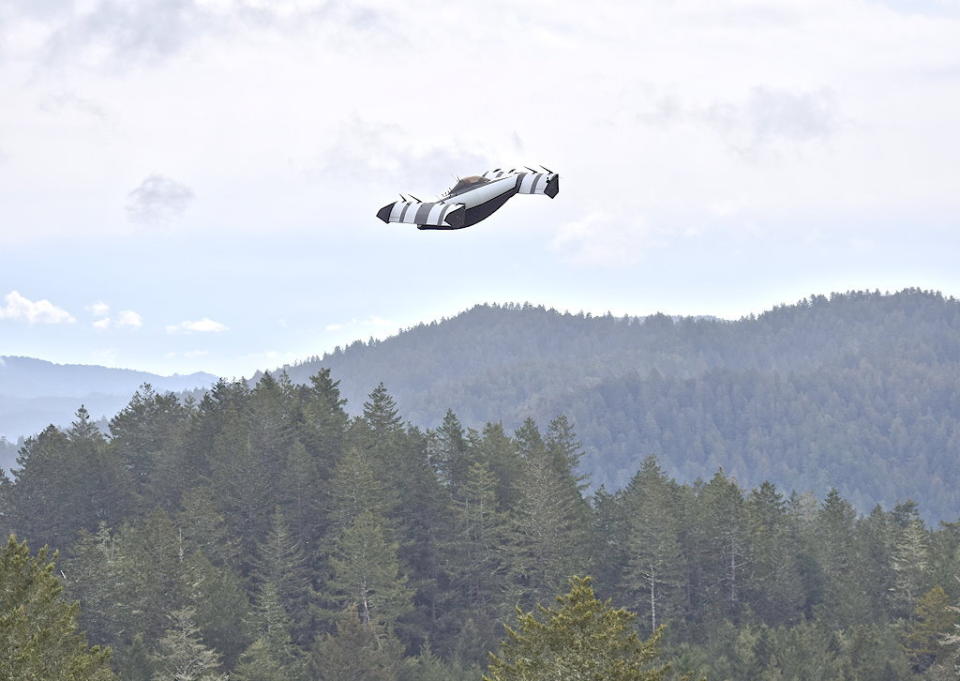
left=620, top=457, right=685, bottom=634
left=326, top=509, right=414, bottom=633
left=251, top=507, right=315, bottom=646
left=506, top=419, right=588, bottom=610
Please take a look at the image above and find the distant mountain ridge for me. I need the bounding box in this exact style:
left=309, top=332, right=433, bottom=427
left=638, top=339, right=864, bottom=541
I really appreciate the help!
left=5, top=289, right=960, bottom=520
left=269, top=289, right=960, bottom=520
left=0, top=356, right=216, bottom=447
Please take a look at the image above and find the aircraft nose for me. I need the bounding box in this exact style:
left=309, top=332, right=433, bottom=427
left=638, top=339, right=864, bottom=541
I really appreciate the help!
left=376, top=203, right=394, bottom=223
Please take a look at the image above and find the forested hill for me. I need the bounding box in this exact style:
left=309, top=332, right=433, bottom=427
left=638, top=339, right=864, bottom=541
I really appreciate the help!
left=275, top=289, right=960, bottom=520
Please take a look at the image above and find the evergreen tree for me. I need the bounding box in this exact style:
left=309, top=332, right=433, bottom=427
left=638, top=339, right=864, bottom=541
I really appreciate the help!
left=892, top=507, right=929, bottom=616
left=309, top=607, right=407, bottom=681
left=434, top=409, right=470, bottom=491
left=620, top=457, right=685, bottom=634
left=743, top=481, right=804, bottom=626
left=485, top=576, right=667, bottom=681
left=251, top=507, right=315, bottom=646
left=904, top=585, right=955, bottom=671
left=0, top=535, right=115, bottom=681
left=693, top=469, right=748, bottom=623
left=108, top=385, right=189, bottom=509
left=151, top=607, right=227, bottom=681
left=507, top=419, right=589, bottom=609
left=326, top=510, right=414, bottom=632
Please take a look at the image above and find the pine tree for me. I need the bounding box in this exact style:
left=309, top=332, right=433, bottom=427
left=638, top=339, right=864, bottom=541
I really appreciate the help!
left=743, top=481, right=804, bottom=626
left=151, top=607, right=227, bottom=681
left=620, top=457, right=685, bottom=634
left=485, top=576, right=667, bottom=681
left=326, top=510, right=413, bottom=633
left=326, top=447, right=395, bottom=536
left=308, top=607, right=407, bottom=681
left=251, top=507, right=315, bottom=646
left=0, top=535, right=115, bottom=681
left=904, top=585, right=955, bottom=671
left=507, top=419, right=589, bottom=609
left=695, top=469, right=748, bottom=623
left=892, top=507, right=929, bottom=616
left=108, top=385, right=189, bottom=508
left=433, top=409, right=470, bottom=490
left=448, top=460, right=509, bottom=613
left=64, top=524, right=128, bottom=647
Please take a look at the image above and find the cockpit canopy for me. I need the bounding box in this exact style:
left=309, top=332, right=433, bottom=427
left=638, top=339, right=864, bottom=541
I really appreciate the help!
left=445, top=175, right=489, bottom=197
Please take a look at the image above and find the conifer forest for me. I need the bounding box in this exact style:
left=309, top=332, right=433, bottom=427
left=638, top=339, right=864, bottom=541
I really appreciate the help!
left=4, top=325, right=960, bottom=680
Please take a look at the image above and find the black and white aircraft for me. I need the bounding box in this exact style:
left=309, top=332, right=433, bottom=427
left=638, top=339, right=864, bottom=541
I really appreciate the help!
left=376, top=167, right=559, bottom=230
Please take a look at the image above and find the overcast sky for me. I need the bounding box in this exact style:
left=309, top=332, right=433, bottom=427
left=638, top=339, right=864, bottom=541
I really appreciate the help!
left=2, top=0, right=959, bottom=377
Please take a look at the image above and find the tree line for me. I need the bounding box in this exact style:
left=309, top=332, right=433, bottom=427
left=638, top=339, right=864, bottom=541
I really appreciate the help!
left=2, top=373, right=960, bottom=680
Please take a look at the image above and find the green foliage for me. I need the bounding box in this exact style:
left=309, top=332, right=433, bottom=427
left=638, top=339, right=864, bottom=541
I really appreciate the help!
left=151, top=607, right=227, bottom=681
left=0, top=535, right=115, bottom=681
left=7, top=364, right=960, bottom=681
left=485, top=576, right=667, bottom=681
left=326, top=509, right=413, bottom=631
left=309, top=607, right=408, bottom=681
left=904, top=586, right=955, bottom=671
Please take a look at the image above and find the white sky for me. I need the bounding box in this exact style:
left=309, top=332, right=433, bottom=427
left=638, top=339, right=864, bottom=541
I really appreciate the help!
left=2, top=0, right=959, bottom=377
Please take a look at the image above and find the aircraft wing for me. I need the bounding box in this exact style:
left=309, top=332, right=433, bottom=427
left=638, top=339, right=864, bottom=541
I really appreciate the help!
left=376, top=199, right=466, bottom=228
left=481, top=167, right=559, bottom=198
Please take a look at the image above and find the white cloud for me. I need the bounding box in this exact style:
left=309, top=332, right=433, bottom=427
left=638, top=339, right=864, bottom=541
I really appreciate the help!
left=126, top=175, right=195, bottom=225
left=0, top=290, right=76, bottom=324
left=704, top=87, right=841, bottom=157
left=115, top=310, right=143, bottom=328
left=166, top=318, right=228, bottom=334
left=88, top=301, right=110, bottom=317
left=88, top=304, right=142, bottom=329
left=551, top=213, right=653, bottom=267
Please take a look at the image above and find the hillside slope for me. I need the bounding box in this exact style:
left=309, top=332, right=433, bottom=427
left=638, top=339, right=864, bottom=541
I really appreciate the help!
left=276, top=289, right=960, bottom=519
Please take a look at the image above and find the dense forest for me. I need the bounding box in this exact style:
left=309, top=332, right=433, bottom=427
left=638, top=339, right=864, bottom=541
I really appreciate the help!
left=273, top=289, right=960, bottom=521
left=3, top=373, right=960, bottom=680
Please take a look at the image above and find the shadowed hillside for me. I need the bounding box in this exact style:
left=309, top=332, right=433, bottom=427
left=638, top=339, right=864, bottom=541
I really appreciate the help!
left=274, top=288, right=960, bottom=520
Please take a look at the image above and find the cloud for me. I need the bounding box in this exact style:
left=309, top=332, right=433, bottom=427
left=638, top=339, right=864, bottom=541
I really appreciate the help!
left=551, top=212, right=652, bottom=267
left=0, top=290, right=76, bottom=324
left=88, top=301, right=110, bottom=317
left=166, top=318, right=228, bottom=334
left=28, top=0, right=391, bottom=68
left=126, top=175, right=195, bottom=225
left=88, top=303, right=142, bottom=329
left=317, top=117, right=493, bottom=195
left=115, top=310, right=143, bottom=328
left=632, top=86, right=842, bottom=158
left=705, top=87, right=841, bottom=155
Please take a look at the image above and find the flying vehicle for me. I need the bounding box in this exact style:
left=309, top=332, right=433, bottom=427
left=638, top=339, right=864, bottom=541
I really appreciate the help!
left=376, top=166, right=559, bottom=230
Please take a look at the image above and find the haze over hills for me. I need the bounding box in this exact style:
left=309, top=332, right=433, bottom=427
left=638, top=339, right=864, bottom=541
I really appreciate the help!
left=4, top=289, right=960, bottom=520
left=0, top=356, right=216, bottom=448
